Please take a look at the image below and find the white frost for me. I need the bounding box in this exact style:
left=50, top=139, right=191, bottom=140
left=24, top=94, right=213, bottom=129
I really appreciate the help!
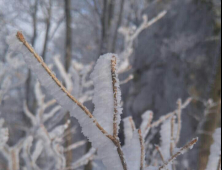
left=123, top=131, right=141, bottom=170
left=140, top=111, right=153, bottom=138
left=160, top=119, right=171, bottom=161
left=91, top=53, right=123, bottom=135
left=123, top=116, right=135, bottom=146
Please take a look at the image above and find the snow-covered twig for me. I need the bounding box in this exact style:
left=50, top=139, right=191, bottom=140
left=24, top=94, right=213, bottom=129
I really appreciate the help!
left=68, top=148, right=96, bottom=169
left=139, top=130, right=145, bottom=170
left=64, top=140, right=87, bottom=152
left=10, top=32, right=127, bottom=170
left=151, top=98, right=192, bottom=128
left=118, top=11, right=167, bottom=73
left=175, top=99, right=182, bottom=145
left=159, top=138, right=198, bottom=170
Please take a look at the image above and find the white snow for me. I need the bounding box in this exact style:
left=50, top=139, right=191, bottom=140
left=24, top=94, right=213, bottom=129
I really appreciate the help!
left=123, top=131, right=141, bottom=170
left=160, top=119, right=171, bottom=161
left=140, top=111, right=153, bottom=138
left=91, top=53, right=123, bottom=135
left=123, top=116, right=135, bottom=146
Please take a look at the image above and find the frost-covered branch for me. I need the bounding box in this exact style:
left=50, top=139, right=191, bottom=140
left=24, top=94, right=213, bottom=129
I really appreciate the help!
left=139, top=130, right=145, bottom=170
left=175, top=99, right=182, bottom=145
left=118, top=11, right=167, bottom=73
left=151, top=98, right=192, bottom=128
left=159, top=138, right=198, bottom=170
left=6, top=30, right=202, bottom=170
left=9, top=32, right=128, bottom=170
left=67, top=148, right=96, bottom=170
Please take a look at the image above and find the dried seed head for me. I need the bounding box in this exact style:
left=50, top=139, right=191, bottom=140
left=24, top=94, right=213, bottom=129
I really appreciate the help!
left=16, top=31, right=26, bottom=43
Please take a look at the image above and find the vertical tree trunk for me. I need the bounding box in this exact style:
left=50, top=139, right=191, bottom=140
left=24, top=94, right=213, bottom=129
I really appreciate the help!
left=199, top=38, right=221, bottom=170
left=26, top=0, right=38, bottom=108
left=65, top=0, right=72, bottom=71
left=111, top=0, right=125, bottom=52
left=42, top=0, right=52, bottom=61
left=84, top=143, right=93, bottom=170
left=100, top=0, right=114, bottom=55
left=64, top=0, right=73, bottom=167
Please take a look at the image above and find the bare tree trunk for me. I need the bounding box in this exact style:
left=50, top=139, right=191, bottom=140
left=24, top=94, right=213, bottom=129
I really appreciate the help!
left=26, top=0, right=38, bottom=109
left=64, top=0, right=73, bottom=167
left=111, top=0, right=125, bottom=52
left=42, top=0, right=52, bottom=61
left=199, top=37, right=221, bottom=170
left=84, top=143, right=93, bottom=170
left=65, top=0, right=72, bottom=71
left=100, top=0, right=114, bottom=55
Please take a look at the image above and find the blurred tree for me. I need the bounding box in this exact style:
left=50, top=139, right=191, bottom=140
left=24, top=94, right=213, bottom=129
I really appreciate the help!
left=26, top=0, right=39, bottom=110
left=64, top=0, right=73, bottom=167
left=42, top=0, right=52, bottom=61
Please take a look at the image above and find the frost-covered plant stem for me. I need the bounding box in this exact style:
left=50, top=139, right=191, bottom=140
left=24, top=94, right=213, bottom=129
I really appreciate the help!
left=139, top=130, right=145, bottom=170
left=159, top=138, right=198, bottom=170
left=170, top=117, right=176, bottom=170
left=155, top=145, right=167, bottom=165
left=176, top=99, right=182, bottom=144
left=150, top=98, right=192, bottom=128
left=16, top=32, right=128, bottom=170
left=16, top=32, right=103, bottom=134
left=111, top=57, right=120, bottom=139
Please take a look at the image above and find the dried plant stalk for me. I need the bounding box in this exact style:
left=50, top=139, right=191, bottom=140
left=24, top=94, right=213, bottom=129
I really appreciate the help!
left=111, top=56, right=119, bottom=139
left=129, top=117, right=136, bottom=131
left=176, top=99, right=182, bottom=144
left=155, top=145, right=166, bottom=165
left=139, top=130, right=145, bottom=170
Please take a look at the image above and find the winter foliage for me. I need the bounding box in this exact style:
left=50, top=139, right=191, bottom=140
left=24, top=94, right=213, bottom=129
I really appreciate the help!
left=1, top=31, right=208, bottom=170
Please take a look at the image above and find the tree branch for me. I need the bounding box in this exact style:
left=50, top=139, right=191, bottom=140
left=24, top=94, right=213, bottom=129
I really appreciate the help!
left=139, top=130, right=145, bottom=170
left=16, top=32, right=128, bottom=170
left=159, top=138, right=198, bottom=170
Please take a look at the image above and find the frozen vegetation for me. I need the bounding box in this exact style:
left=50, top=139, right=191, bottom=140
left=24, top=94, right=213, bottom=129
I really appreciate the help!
left=0, top=31, right=220, bottom=170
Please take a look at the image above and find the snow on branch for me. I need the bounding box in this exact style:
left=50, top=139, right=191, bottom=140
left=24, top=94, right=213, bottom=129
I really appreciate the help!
left=206, top=128, right=221, bottom=170
left=118, top=10, right=167, bottom=73
left=54, top=55, right=73, bottom=92
left=90, top=54, right=122, bottom=136
left=69, top=148, right=96, bottom=169
left=123, top=131, right=142, bottom=170
left=123, top=117, right=136, bottom=146
left=159, top=138, right=198, bottom=170
left=6, top=31, right=201, bottom=170
left=8, top=32, right=127, bottom=170
left=140, top=111, right=154, bottom=139
left=151, top=98, right=192, bottom=128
